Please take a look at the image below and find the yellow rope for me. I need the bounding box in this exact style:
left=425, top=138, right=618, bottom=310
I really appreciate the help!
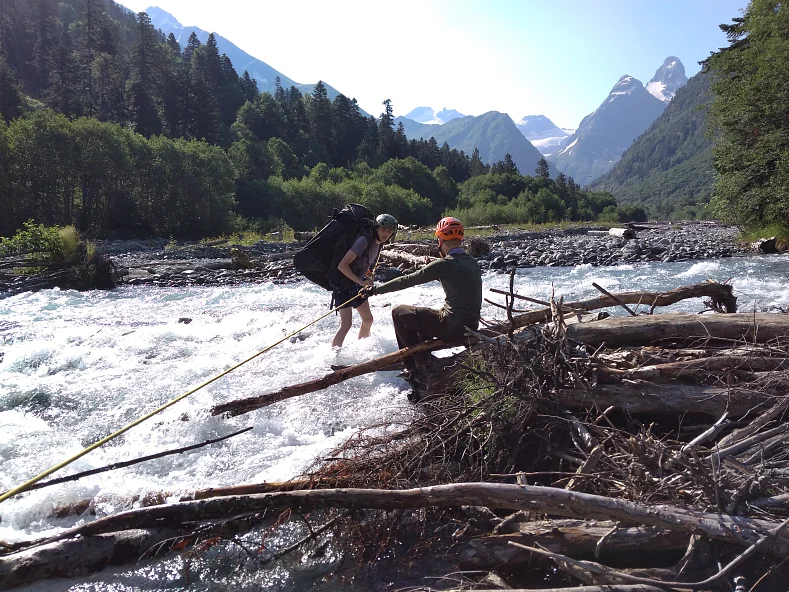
left=0, top=290, right=366, bottom=504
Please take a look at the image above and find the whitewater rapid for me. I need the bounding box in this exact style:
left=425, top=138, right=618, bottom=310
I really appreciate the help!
left=1, top=254, right=788, bottom=588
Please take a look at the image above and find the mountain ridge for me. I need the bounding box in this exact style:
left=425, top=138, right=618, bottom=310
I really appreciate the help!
left=144, top=6, right=344, bottom=100
left=396, top=111, right=545, bottom=175
left=551, top=57, right=687, bottom=183
left=589, top=71, right=713, bottom=219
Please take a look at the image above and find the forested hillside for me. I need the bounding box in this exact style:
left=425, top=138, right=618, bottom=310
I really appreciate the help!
left=0, top=0, right=628, bottom=239
left=705, top=0, right=789, bottom=232
left=589, top=73, right=714, bottom=219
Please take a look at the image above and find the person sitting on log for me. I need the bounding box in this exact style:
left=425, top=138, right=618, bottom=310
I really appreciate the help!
left=331, top=213, right=398, bottom=348
left=362, top=217, right=482, bottom=378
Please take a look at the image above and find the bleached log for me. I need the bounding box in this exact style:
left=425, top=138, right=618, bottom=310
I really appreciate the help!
left=379, top=249, right=435, bottom=267
left=15, top=483, right=789, bottom=558
left=211, top=340, right=450, bottom=416
left=598, top=356, right=789, bottom=383
left=502, top=283, right=737, bottom=332
left=0, top=528, right=180, bottom=591
left=458, top=519, right=687, bottom=569
left=443, top=587, right=665, bottom=592
left=554, top=384, right=780, bottom=417
left=566, top=313, right=789, bottom=348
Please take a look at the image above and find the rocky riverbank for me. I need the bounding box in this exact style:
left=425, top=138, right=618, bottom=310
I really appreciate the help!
left=104, top=222, right=755, bottom=289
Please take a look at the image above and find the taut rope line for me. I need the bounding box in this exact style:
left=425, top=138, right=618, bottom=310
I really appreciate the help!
left=0, top=290, right=365, bottom=504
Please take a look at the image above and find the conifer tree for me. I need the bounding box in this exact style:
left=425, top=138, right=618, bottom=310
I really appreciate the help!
left=127, top=11, right=162, bottom=136
left=535, top=157, right=550, bottom=179
left=469, top=147, right=488, bottom=176
left=239, top=70, right=258, bottom=102
left=0, top=54, right=22, bottom=121
left=166, top=32, right=180, bottom=55
left=309, top=80, right=333, bottom=156
left=376, top=98, right=396, bottom=163
left=183, top=31, right=200, bottom=63
left=502, top=153, right=519, bottom=175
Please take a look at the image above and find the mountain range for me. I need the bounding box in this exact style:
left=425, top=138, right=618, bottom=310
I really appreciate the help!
left=514, top=115, right=572, bottom=156
left=144, top=6, right=342, bottom=99
left=403, top=107, right=465, bottom=125
left=395, top=112, right=546, bottom=176
left=138, top=6, right=704, bottom=205
left=589, top=71, right=713, bottom=218
left=551, top=58, right=688, bottom=184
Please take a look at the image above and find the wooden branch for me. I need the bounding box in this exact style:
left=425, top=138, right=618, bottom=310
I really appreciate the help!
left=592, top=282, right=637, bottom=316
left=211, top=340, right=450, bottom=416
left=14, top=483, right=789, bottom=558
left=566, top=313, right=789, bottom=348
left=23, top=427, right=252, bottom=492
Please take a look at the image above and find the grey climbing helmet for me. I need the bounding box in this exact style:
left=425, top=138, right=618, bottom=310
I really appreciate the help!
left=376, top=213, right=398, bottom=243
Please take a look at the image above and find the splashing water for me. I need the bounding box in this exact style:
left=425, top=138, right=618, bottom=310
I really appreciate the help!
left=1, top=254, right=788, bottom=588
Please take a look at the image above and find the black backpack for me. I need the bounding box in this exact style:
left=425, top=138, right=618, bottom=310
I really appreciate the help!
left=294, top=204, right=375, bottom=291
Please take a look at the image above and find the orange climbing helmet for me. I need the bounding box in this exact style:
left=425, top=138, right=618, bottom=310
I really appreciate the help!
left=435, top=217, right=464, bottom=241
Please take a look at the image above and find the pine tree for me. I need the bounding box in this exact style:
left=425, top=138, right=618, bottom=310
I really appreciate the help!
left=469, top=147, right=488, bottom=176
left=535, top=157, right=550, bottom=179
left=376, top=98, right=396, bottom=163
left=394, top=122, right=409, bottom=158
left=183, top=31, right=200, bottom=63
left=239, top=70, right=258, bottom=102
left=75, top=0, right=113, bottom=114
left=166, top=32, right=180, bottom=55
left=274, top=76, right=285, bottom=104
left=28, top=0, right=60, bottom=96
left=127, top=12, right=162, bottom=136
left=309, top=80, right=333, bottom=158
left=503, top=153, right=519, bottom=175
left=0, top=53, right=22, bottom=121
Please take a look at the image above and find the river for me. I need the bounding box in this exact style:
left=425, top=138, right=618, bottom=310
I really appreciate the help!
left=1, top=254, right=788, bottom=590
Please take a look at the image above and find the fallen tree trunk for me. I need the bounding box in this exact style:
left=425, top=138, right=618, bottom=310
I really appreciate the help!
left=0, top=528, right=181, bottom=591
left=565, top=313, right=789, bottom=348
left=211, top=340, right=450, bottom=416
left=554, top=383, right=780, bottom=416
left=13, top=483, right=789, bottom=558
left=597, top=355, right=789, bottom=383
left=500, top=283, right=737, bottom=332
left=458, top=519, right=688, bottom=569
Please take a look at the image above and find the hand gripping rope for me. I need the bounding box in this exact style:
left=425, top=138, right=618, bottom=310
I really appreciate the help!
left=0, top=288, right=369, bottom=504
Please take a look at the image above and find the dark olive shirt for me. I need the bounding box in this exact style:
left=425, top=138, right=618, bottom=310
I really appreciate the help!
left=374, top=250, right=482, bottom=323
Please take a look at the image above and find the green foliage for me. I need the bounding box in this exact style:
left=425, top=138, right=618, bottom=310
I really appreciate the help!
left=706, top=0, right=789, bottom=229
left=0, top=220, right=62, bottom=255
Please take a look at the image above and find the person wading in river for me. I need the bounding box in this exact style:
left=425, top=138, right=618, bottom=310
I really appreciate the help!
left=331, top=213, right=398, bottom=348
left=362, top=217, right=482, bottom=377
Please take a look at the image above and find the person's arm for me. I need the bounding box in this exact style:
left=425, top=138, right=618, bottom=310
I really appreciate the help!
left=372, top=258, right=446, bottom=295
left=337, top=237, right=373, bottom=288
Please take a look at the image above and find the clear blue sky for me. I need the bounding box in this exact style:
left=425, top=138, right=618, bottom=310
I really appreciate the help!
left=120, top=0, right=748, bottom=129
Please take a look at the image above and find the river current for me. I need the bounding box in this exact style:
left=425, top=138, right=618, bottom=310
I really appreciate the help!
left=1, top=254, right=788, bottom=590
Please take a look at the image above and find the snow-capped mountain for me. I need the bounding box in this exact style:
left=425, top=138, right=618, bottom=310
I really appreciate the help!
left=646, top=56, right=688, bottom=102
left=403, top=107, right=464, bottom=125
left=514, top=115, right=571, bottom=156
left=552, top=72, right=668, bottom=183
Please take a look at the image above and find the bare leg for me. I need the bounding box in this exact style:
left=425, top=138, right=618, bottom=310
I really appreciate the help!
left=332, top=307, right=353, bottom=347
left=356, top=300, right=373, bottom=339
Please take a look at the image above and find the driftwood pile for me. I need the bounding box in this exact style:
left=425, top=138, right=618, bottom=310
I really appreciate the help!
left=4, top=281, right=789, bottom=591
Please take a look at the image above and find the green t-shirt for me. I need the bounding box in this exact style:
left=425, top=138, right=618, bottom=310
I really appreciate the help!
left=375, top=250, right=482, bottom=323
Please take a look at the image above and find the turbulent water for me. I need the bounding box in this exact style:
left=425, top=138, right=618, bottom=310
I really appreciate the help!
left=1, top=254, right=788, bottom=590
